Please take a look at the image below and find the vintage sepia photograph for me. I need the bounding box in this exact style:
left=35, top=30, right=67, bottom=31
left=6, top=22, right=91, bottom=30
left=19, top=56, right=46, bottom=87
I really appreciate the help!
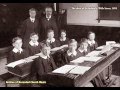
left=0, top=3, right=120, bottom=87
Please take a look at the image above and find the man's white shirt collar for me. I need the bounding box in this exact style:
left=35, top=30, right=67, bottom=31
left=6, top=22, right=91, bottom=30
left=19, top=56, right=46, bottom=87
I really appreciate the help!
left=67, top=50, right=77, bottom=56
left=46, top=15, right=51, bottom=21
left=88, top=39, right=95, bottom=46
left=30, top=17, right=35, bottom=22
left=29, top=41, right=39, bottom=46
left=39, top=52, right=50, bottom=59
left=12, top=48, right=23, bottom=53
left=46, top=38, right=55, bottom=43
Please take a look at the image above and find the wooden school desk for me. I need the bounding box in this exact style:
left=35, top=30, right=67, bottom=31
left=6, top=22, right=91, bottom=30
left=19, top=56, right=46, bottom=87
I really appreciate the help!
left=5, top=46, right=67, bottom=87
left=6, top=46, right=120, bottom=87
left=45, top=47, right=120, bottom=87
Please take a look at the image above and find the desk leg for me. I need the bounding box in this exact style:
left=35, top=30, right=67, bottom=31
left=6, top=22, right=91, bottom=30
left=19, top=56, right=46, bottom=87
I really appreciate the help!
left=5, top=81, right=7, bottom=87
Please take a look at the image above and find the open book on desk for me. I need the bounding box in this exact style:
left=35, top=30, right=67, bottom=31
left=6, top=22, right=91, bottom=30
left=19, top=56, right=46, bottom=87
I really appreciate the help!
left=71, top=56, right=102, bottom=63
left=70, top=57, right=85, bottom=63
left=86, top=51, right=101, bottom=57
left=6, top=59, right=26, bottom=68
left=52, top=65, right=77, bottom=74
left=96, top=45, right=105, bottom=50
left=69, top=66, right=91, bottom=75
left=111, top=43, right=120, bottom=48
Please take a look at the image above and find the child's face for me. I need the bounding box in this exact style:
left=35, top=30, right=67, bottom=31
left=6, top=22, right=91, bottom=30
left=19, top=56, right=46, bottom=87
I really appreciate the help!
left=69, top=43, right=77, bottom=52
left=61, top=32, right=66, bottom=38
left=47, top=32, right=54, bottom=40
left=80, top=42, right=88, bottom=50
left=42, top=47, right=51, bottom=56
left=88, top=33, right=95, bottom=41
left=13, top=39, right=22, bottom=49
left=30, top=35, right=39, bottom=43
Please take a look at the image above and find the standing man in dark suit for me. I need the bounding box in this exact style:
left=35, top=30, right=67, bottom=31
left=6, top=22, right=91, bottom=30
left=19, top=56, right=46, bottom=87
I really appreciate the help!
left=40, top=6, right=58, bottom=40
left=17, top=8, right=41, bottom=48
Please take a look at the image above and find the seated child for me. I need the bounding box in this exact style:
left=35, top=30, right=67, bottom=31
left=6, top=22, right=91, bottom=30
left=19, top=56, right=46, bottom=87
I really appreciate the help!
left=41, top=29, right=61, bottom=67
left=7, top=37, right=29, bottom=64
left=42, top=29, right=60, bottom=49
left=87, top=31, right=112, bottom=87
left=34, top=44, right=57, bottom=82
left=78, top=38, right=90, bottom=56
left=59, top=29, right=69, bottom=46
left=27, top=32, right=42, bottom=56
left=63, top=39, right=94, bottom=87
left=87, top=31, right=98, bottom=51
left=64, top=39, right=83, bottom=64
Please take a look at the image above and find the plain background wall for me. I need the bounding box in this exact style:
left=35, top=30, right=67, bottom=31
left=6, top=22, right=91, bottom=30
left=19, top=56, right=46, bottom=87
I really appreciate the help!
left=59, top=3, right=120, bottom=27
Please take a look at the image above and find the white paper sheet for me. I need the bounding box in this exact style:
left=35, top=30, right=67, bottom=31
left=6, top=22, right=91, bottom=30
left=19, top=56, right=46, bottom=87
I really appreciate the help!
left=86, top=51, right=101, bottom=57
left=71, top=56, right=102, bottom=63
left=106, top=41, right=116, bottom=46
left=83, top=57, right=102, bottom=62
left=69, top=66, right=91, bottom=75
left=70, top=57, right=85, bottom=63
left=111, top=43, right=120, bottom=48
left=100, top=45, right=112, bottom=54
left=96, top=45, right=105, bottom=50
left=52, top=65, right=77, bottom=74
left=6, top=59, right=26, bottom=68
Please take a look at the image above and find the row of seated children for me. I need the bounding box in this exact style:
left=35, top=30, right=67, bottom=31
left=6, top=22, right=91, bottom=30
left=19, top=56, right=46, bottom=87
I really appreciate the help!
left=7, top=29, right=69, bottom=64
left=6, top=29, right=69, bottom=87
left=7, top=29, right=110, bottom=87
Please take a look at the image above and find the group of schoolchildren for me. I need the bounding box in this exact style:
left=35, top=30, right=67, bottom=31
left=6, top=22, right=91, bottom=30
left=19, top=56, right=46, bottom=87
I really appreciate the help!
left=7, top=29, right=111, bottom=87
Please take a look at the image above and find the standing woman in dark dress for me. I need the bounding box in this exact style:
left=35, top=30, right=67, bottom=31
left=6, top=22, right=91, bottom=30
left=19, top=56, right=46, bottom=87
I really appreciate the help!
left=34, top=44, right=57, bottom=86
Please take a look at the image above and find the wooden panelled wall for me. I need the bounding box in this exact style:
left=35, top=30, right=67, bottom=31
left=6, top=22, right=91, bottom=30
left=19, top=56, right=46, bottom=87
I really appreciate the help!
left=66, top=25, right=120, bottom=46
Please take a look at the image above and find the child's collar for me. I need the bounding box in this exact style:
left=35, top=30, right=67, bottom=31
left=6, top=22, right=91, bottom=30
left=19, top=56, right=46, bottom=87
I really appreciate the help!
left=39, top=52, right=50, bottom=59
left=67, top=50, right=77, bottom=56
left=88, top=39, right=95, bottom=45
left=78, top=48, right=88, bottom=53
left=29, top=40, right=39, bottom=46
left=12, top=48, right=23, bottom=53
left=46, top=38, right=55, bottom=43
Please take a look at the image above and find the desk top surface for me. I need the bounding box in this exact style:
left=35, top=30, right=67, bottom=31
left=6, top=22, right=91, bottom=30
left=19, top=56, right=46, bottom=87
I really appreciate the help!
left=46, top=47, right=120, bottom=87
